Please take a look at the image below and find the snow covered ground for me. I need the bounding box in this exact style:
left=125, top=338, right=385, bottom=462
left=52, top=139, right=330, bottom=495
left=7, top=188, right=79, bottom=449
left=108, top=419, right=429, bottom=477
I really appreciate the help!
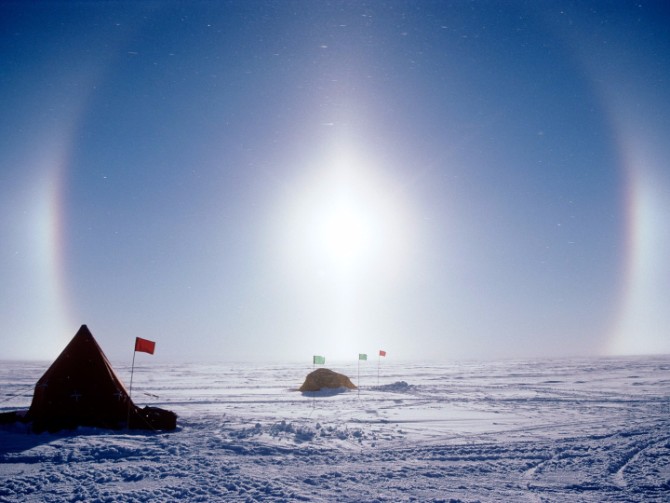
left=1, top=356, right=669, bottom=502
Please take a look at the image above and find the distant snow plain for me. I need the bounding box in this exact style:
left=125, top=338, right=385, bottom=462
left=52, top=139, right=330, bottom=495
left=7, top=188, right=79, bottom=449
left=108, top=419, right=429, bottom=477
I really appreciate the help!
left=1, top=356, right=669, bottom=502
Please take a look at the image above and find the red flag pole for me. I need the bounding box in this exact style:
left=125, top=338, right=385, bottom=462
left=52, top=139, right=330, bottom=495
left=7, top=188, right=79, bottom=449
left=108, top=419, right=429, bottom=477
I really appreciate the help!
left=377, top=350, right=386, bottom=385
left=127, top=343, right=137, bottom=429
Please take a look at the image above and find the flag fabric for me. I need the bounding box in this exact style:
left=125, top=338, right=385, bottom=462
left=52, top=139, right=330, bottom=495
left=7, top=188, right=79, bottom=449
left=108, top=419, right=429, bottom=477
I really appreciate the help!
left=313, top=355, right=325, bottom=365
left=359, top=353, right=367, bottom=361
left=379, top=350, right=386, bottom=357
left=135, top=337, right=156, bottom=355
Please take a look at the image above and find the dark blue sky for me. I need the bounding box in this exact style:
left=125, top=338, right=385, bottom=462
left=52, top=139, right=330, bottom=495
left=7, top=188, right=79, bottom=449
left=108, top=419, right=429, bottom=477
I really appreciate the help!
left=1, top=1, right=669, bottom=362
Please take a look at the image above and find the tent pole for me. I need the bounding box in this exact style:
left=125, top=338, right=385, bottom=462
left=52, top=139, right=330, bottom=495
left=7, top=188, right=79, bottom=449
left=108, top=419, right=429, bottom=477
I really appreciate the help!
left=127, top=348, right=137, bottom=429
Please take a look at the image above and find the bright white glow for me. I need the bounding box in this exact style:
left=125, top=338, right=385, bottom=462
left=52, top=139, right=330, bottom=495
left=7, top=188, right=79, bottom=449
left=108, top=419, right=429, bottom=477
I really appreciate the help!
left=267, top=137, right=417, bottom=360
left=273, top=140, right=413, bottom=282
left=318, top=198, right=369, bottom=266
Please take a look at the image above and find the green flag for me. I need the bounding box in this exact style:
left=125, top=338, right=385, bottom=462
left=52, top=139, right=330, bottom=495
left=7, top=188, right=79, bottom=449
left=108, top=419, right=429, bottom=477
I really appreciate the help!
left=313, top=355, right=325, bottom=365
left=359, top=353, right=367, bottom=361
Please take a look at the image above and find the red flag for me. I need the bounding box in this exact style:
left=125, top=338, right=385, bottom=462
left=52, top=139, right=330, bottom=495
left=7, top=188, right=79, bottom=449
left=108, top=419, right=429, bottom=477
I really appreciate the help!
left=379, top=350, right=386, bottom=357
left=135, top=337, right=155, bottom=354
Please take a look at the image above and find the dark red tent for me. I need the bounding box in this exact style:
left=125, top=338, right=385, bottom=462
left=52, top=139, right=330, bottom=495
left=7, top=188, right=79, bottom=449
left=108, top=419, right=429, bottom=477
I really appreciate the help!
left=23, top=325, right=176, bottom=433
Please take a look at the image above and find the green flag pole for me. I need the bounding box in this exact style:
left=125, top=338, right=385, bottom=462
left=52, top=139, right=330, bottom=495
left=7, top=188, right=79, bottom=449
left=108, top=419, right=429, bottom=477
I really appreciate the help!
left=357, top=353, right=367, bottom=396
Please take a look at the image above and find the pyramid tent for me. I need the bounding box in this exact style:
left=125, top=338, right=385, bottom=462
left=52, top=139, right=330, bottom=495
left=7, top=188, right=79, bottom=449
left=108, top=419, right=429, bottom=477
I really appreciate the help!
left=25, top=324, right=176, bottom=433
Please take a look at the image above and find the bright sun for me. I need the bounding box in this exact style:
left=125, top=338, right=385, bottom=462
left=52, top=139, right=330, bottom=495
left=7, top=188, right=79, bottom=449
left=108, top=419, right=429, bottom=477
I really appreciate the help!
left=273, top=139, right=414, bottom=287
left=319, top=199, right=370, bottom=266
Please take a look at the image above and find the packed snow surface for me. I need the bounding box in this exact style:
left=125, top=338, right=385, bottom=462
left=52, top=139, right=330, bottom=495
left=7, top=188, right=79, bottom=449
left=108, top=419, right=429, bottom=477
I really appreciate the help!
left=1, top=356, right=669, bottom=502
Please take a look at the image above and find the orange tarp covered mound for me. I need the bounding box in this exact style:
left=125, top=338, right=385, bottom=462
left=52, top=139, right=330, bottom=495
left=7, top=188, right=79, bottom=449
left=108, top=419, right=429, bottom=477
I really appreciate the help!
left=299, top=368, right=357, bottom=392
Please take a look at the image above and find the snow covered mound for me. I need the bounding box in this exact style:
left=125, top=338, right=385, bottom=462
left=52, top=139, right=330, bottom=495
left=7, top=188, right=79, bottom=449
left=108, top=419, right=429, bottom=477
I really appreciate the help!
left=1, top=356, right=669, bottom=502
left=370, top=380, right=415, bottom=392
